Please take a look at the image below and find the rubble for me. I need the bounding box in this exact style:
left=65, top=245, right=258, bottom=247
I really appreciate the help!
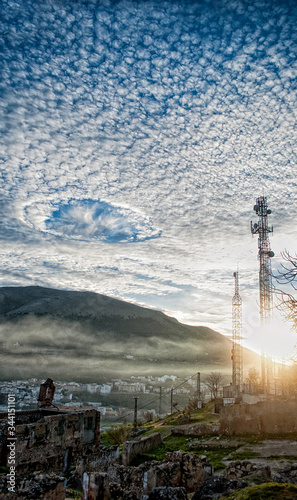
left=147, top=486, right=188, bottom=499
left=82, top=451, right=211, bottom=498
left=171, top=423, right=219, bottom=437
left=223, top=460, right=271, bottom=482
left=192, top=476, right=248, bottom=500
left=0, top=472, right=65, bottom=500
left=273, top=463, right=297, bottom=484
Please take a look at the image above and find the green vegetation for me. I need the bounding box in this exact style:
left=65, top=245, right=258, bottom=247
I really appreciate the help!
left=204, top=447, right=238, bottom=471
left=165, top=401, right=220, bottom=426
left=268, top=454, right=297, bottom=461
left=65, top=488, right=82, bottom=499
left=144, top=435, right=190, bottom=461
left=230, top=448, right=261, bottom=460
left=102, top=423, right=131, bottom=446
left=221, top=482, right=297, bottom=499
left=129, top=433, right=239, bottom=471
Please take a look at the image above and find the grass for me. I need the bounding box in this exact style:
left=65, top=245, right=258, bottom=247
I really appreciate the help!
left=220, top=482, right=297, bottom=499
left=65, top=488, right=82, bottom=499
left=205, top=448, right=237, bottom=471
left=0, top=466, right=9, bottom=473
left=268, top=454, right=297, bottom=461
left=147, top=435, right=190, bottom=460
left=230, top=449, right=261, bottom=460
left=129, top=434, right=240, bottom=471
left=165, top=402, right=220, bottom=426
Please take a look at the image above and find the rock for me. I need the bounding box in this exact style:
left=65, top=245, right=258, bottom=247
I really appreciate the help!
left=108, top=482, right=138, bottom=499
left=147, top=486, right=188, bottom=499
left=37, top=378, right=55, bottom=408
left=272, top=463, right=297, bottom=484
left=192, top=476, right=247, bottom=500
left=171, top=423, right=219, bottom=437
left=224, top=461, right=271, bottom=481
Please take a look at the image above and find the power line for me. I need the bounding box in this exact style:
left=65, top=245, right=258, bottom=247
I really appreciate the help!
left=107, top=371, right=204, bottom=423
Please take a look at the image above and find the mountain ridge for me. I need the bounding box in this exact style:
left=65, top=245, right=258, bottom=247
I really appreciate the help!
left=0, top=286, right=259, bottom=382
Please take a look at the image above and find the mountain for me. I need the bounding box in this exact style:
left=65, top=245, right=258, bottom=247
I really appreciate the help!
left=0, top=286, right=258, bottom=381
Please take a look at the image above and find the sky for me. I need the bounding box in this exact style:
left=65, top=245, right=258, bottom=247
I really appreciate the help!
left=1, top=0, right=297, bottom=359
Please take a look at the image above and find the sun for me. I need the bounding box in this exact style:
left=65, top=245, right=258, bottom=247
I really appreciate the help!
left=243, top=311, right=296, bottom=362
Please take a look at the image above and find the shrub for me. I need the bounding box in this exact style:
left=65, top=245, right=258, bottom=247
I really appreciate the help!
left=105, top=424, right=130, bottom=445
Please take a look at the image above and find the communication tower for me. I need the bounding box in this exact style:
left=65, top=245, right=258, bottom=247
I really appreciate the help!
left=232, top=271, right=243, bottom=396
left=251, top=196, right=274, bottom=391
left=251, top=196, right=274, bottom=323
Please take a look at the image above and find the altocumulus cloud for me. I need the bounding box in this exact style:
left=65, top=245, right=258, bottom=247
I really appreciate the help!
left=1, top=0, right=297, bottom=336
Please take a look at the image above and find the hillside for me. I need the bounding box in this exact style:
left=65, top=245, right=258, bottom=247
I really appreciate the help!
left=0, top=286, right=259, bottom=381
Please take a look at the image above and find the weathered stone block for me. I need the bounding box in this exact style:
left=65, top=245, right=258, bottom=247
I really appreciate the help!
left=171, top=423, right=219, bottom=437
left=122, top=433, right=162, bottom=466
left=147, top=486, right=188, bottom=499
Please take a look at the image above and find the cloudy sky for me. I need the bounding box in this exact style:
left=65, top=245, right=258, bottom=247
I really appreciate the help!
left=1, top=0, right=297, bottom=357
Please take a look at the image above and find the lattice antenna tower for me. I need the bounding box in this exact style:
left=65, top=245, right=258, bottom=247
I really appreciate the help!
left=250, top=196, right=274, bottom=324
left=251, top=196, right=274, bottom=392
left=232, top=271, right=243, bottom=395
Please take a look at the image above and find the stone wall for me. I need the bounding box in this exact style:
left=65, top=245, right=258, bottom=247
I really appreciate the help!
left=0, top=408, right=100, bottom=473
left=77, top=445, right=120, bottom=474
left=219, top=400, right=297, bottom=436
left=224, top=461, right=271, bottom=482
left=0, top=472, right=65, bottom=500
left=171, top=423, right=219, bottom=437
left=82, top=451, right=212, bottom=499
left=122, top=432, right=162, bottom=466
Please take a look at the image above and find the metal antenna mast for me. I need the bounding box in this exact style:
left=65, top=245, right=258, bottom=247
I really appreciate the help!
left=251, top=196, right=274, bottom=324
left=251, top=196, right=274, bottom=391
left=232, top=271, right=242, bottom=396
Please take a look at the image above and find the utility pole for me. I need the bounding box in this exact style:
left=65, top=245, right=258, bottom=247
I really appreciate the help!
left=133, top=397, right=139, bottom=432
left=159, top=387, right=162, bottom=416
left=170, top=388, right=173, bottom=415
left=251, top=196, right=274, bottom=393
left=197, top=372, right=202, bottom=408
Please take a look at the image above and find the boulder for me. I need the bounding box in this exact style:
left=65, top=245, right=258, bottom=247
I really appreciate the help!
left=148, top=486, right=188, bottom=499
left=273, top=463, right=297, bottom=484
left=192, top=476, right=247, bottom=500
left=108, top=482, right=138, bottom=499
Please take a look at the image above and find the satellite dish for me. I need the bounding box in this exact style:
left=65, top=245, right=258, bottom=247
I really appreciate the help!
left=267, top=209, right=272, bottom=214
left=254, top=223, right=258, bottom=229
left=267, top=251, right=274, bottom=257
left=254, top=204, right=259, bottom=212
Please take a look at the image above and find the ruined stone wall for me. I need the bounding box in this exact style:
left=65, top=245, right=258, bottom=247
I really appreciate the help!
left=0, top=408, right=100, bottom=472
left=0, top=472, right=65, bottom=500
left=77, top=445, right=120, bottom=474
left=171, top=423, right=220, bottom=437
left=0, top=410, right=42, bottom=425
left=122, top=432, right=162, bottom=466
left=220, top=400, right=297, bottom=436
left=82, top=451, right=211, bottom=499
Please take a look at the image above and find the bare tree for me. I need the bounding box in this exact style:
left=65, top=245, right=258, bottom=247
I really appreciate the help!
left=246, top=367, right=260, bottom=385
left=246, top=367, right=261, bottom=394
left=273, top=250, right=297, bottom=332
left=204, top=372, right=223, bottom=399
left=184, top=396, right=198, bottom=416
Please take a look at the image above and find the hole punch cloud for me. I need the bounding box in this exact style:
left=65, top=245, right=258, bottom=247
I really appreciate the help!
left=45, top=200, right=161, bottom=243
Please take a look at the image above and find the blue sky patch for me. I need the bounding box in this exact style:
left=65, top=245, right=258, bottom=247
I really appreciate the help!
left=46, top=200, right=161, bottom=243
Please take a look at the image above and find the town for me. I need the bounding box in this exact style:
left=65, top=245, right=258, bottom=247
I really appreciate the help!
left=0, top=374, right=205, bottom=422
